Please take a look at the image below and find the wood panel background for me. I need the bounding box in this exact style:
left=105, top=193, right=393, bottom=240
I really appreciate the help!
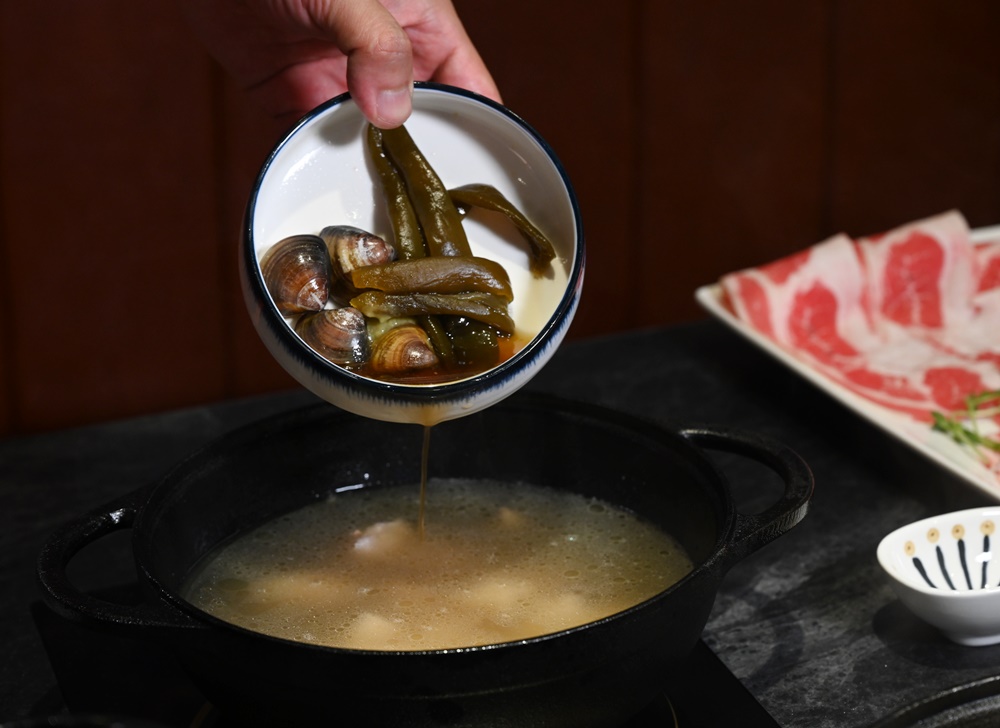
left=1, top=0, right=998, bottom=436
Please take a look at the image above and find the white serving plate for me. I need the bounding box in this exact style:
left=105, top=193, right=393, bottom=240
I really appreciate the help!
left=695, top=225, right=1000, bottom=501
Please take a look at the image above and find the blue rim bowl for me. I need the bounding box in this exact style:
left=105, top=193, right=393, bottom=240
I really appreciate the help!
left=240, top=82, right=585, bottom=424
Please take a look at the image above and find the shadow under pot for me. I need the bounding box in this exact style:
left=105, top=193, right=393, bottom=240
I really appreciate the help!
left=37, top=393, right=812, bottom=728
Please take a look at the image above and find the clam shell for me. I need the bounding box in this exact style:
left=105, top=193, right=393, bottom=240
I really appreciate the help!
left=294, top=307, right=370, bottom=367
left=370, top=324, right=439, bottom=374
left=260, top=234, right=332, bottom=315
left=320, top=225, right=397, bottom=279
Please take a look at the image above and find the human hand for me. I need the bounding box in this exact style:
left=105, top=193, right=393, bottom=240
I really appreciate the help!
left=176, top=0, right=501, bottom=128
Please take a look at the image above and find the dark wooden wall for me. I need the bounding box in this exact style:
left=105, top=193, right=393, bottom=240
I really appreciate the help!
left=1, top=1, right=998, bottom=436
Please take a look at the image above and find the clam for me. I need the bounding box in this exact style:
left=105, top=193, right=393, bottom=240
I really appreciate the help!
left=320, top=225, right=397, bottom=280
left=294, top=307, right=370, bottom=367
left=259, top=234, right=332, bottom=316
left=369, top=324, right=439, bottom=374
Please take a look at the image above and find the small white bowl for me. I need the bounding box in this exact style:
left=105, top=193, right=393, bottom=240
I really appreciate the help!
left=877, top=507, right=1000, bottom=646
left=240, top=82, right=584, bottom=425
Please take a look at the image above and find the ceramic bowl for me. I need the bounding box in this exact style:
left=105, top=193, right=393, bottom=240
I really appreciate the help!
left=877, top=507, right=1000, bottom=646
left=240, top=82, right=584, bottom=425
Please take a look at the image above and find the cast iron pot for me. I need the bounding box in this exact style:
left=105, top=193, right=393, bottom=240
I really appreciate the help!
left=38, top=393, right=812, bottom=728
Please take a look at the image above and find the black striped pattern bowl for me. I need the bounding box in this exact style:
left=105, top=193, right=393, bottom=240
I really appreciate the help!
left=877, top=507, right=1000, bottom=646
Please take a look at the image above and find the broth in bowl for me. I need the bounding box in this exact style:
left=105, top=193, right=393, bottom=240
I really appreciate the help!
left=182, top=478, right=693, bottom=651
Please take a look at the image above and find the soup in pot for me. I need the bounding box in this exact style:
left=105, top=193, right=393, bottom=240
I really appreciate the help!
left=182, top=478, right=692, bottom=651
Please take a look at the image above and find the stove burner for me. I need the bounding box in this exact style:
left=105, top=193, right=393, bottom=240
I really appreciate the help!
left=31, top=589, right=777, bottom=728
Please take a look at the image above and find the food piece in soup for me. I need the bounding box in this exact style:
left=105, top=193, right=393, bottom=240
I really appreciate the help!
left=345, top=612, right=398, bottom=649
left=182, top=479, right=693, bottom=651
left=351, top=519, right=414, bottom=558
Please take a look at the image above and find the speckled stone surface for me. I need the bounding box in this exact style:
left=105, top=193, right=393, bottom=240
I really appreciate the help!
left=3, top=320, right=999, bottom=726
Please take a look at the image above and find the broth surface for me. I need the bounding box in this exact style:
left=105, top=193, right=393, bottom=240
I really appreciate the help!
left=183, top=479, right=692, bottom=651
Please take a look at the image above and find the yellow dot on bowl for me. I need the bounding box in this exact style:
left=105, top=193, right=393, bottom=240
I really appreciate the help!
left=927, top=528, right=940, bottom=543
left=904, top=541, right=916, bottom=556
left=952, top=524, right=966, bottom=540
left=983, top=520, right=995, bottom=536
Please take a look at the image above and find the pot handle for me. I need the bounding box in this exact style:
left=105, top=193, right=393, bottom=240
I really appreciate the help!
left=680, top=427, right=814, bottom=566
left=36, top=485, right=200, bottom=634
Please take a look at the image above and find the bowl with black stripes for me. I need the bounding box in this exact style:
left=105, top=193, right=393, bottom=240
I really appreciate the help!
left=878, top=507, right=1000, bottom=646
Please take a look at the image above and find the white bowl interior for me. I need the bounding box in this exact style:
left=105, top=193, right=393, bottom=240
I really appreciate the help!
left=250, top=86, right=578, bottom=386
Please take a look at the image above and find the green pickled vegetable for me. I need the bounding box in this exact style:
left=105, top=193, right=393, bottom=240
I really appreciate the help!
left=366, top=125, right=426, bottom=260
left=445, top=317, right=499, bottom=369
left=359, top=123, right=526, bottom=376
left=449, top=183, right=557, bottom=277
left=367, top=124, right=459, bottom=367
left=350, top=256, right=513, bottom=301
left=417, top=314, right=456, bottom=366
left=351, top=291, right=515, bottom=335
left=380, top=125, right=473, bottom=258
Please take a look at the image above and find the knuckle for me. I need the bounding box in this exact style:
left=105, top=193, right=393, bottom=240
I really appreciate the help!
left=371, top=27, right=411, bottom=59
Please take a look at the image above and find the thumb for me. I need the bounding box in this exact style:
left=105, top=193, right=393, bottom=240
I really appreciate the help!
left=324, top=0, right=414, bottom=128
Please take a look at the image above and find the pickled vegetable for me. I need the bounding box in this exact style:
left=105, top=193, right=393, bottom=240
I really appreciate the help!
left=351, top=291, right=515, bottom=335
left=262, top=121, right=566, bottom=384
left=449, top=183, right=557, bottom=277
left=379, top=125, right=473, bottom=258
left=444, top=318, right=501, bottom=370
left=368, top=124, right=467, bottom=368
left=349, top=256, right=513, bottom=301
left=366, top=126, right=426, bottom=261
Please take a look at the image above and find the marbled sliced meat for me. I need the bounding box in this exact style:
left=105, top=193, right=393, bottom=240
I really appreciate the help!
left=976, top=242, right=1000, bottom=293
left=720, top=210, right=1000, bottom=422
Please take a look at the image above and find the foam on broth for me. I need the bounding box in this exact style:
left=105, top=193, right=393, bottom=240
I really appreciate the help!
left=182, top=479, right=693, bottom=651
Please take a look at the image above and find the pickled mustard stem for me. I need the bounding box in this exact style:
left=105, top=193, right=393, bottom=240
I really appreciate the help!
left=372, top=123, right=509, bottom=368
left=379, top=125, right=473, bottom=258
left=351, top=291, right=515, bottom=335
left=349, top=256, right=514, bottom=301
left=445, top=317, right=499, bottom=369
left=366, top=125, right=427, bottom=261
left=417, top=315, right=455, bottom=367
left=367, top=124, right=457, bottom=367
left=449, top=183, right=557, bottom=277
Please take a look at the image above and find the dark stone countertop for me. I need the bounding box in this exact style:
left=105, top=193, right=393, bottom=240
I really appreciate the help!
left=3, top=320, right=999, bottom=726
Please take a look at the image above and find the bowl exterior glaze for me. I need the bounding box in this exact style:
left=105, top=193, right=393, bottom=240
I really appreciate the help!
left=877, top=507, right=1000, bottom=646
left=241, top=83, right=585, bottom=425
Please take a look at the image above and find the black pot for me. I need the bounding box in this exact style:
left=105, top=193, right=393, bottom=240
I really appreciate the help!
left=38, top=393, right=812, bottom=728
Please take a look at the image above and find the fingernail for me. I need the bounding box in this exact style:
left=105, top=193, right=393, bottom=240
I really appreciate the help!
left=375, top=85, right=413, bottom=128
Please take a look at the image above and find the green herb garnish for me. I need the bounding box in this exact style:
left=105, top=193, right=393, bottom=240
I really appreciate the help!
left=932, top=390, right=1000, bottom=464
